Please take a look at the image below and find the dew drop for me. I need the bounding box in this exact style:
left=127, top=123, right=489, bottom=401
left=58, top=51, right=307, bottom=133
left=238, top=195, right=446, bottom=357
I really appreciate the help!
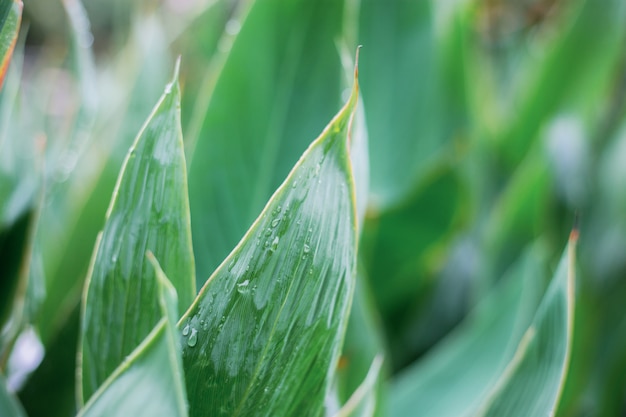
left=292, top=181, right=298, bottom=189
left=276, top=205, right=282, bottom=213
left=187, top=329, right=198, bottom=347
left=303, top=244, right=311, bottom=254
left=271, top=219, right=280, bottom=228
left=237, top=279, right=250, bottom=294
left=270, top=236, right=279, bottom=252
left=265, top=228, right=272, bottom=236
left=228, top=259, right=236, bottom=271
left=182, top=324, right=190, bottom=336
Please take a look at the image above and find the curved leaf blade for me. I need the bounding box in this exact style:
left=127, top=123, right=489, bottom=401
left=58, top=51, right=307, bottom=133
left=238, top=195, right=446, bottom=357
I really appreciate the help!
left=78, top=255, right=188, bottom=417
left=478, top=232, right=578, bottom=416
left=180, top=65, right=360, bottom=416
left=0, top=0, right=21, bottom=91
left=333, top=356, right=383, bottom=417
left=390, top=244, right=546, bottom=417
left=80, top=61, right=195, bottom=403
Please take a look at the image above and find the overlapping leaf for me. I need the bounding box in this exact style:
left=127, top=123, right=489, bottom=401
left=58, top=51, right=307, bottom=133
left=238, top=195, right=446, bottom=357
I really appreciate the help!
left=179, top=64, right=360, bottom=416
left=80, top=62, right=195, bottom=403
left=0, top=0, right=21, bottom=90
left=78, top=255, right=188, bottom=417
left=187, top=0, right=346, bottom=286
left=333, top=356, right=383, bottom=417
left=358, top=0, right=446, bottom=208
left=478, top=233, right=577, bottom=416
left=390, top=244, right=546, bottom=416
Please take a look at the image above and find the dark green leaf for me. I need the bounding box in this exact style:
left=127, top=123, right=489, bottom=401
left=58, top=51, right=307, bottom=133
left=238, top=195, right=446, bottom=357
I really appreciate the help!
left=80, top=61, right=195, bottom=402
left=78, top=254, right=188, bottom=417
left=180, top=65, right=359, bottom=417
left=187, top=0, right=345, bottom=286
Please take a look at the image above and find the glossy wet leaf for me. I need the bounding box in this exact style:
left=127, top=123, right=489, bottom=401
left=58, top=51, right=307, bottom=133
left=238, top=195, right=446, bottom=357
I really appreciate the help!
left=78, top=255, right=188, bottom=417
left=477, top=233, right=577, bottom=416
left=333, top=356, right=383, bottom=417
left=180, top=65, right=359, bottom=417
left=187, top=0, right=345, bottom=286
left=80, top=62, right=195, bottom=403
left=0, top=375, right=25, bottom=417
left=0, top=0, right=21, bottom=90
left=390, top=244, right=546, bottom=417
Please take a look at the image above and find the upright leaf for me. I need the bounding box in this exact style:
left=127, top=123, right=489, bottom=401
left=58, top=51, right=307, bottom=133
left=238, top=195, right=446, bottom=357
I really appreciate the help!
left=188, top=0, right=345, bottom=286
left=390, top=244, right=545, bottom=417
left=180, top=63, right=360, bottom=416
left=78, top=255, right=188, bottom=417
left=80, top=61, right=195, bottom=403
left=477, top=231, right=578, bottom=416
left=333, top=356, right=383, bottom=417
left=0, top=0, right=21, bottom=90
left=358, top=0, right=446, bottom=208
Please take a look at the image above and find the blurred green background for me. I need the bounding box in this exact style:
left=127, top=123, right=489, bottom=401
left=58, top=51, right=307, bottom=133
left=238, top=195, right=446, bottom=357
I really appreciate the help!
left=2, top=0, right=626, bottom=415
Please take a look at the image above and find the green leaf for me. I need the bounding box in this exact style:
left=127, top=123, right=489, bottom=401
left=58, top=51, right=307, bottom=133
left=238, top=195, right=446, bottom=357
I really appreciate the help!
left=495, top=0, right=626, bottom=167
left=0, top=375, right=26, bottom=417
left=390, top=244, right=546, bottom=417
left=0, top=0, right=21, bottom=91
left=332, top=356, right=383, bottom=417
left=180, top=63, right=360, bottom=417
left=336, top=272, right=387, bottom=416
left=78, top=254, right=188, bottom=417
left=477, top=233, right=577, bottom=416
left=80, top=61, right=195, bottom=403
left=187, top=0, right=346, bottom=286
left=358, top=0, right=446, bottom=207
left=361, top=164, right=467, bottom=316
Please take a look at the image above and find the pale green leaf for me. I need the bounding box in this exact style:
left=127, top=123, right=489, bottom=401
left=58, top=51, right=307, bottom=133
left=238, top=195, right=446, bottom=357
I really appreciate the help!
left=477, top=233, right=577, bottom=416
left=78, top=254, right=188, bottom=417
left=0, top=375, right=25, bottom=417
left=390, top=244, right=546, bottom=417
left=80, top=61, right=195, bottom=403
left=180, top=65, right=360, bottom=416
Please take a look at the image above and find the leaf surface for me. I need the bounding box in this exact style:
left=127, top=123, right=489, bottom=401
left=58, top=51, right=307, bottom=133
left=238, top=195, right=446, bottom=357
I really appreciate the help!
left=390, top=245, right=546, bottom=417
left=333, top=356, right=383, bottom=417
left=78, top=255, right=188, bottom=417
left=0, top=375, right=25, bottom=417
left=478, top=233, right=577, bottom=416
left=0, top=0, right=21, bottom=90
left=80, top=62, right=195, bottom=402
left=180, top=64, right=360, bottom=417
left=187, top=0, right=346, bottom=286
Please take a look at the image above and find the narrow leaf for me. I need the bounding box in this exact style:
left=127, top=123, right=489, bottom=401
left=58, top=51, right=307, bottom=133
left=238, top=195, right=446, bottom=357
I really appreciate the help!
left=187, top=0, right=346, bottom=286
left=478, top=232, right=578, bottom=416
left=390, top=244, right=545, bottom=417
left=0, top=0, right=21, bottom=91
left=80, top=61, right=195, bottom=403
left=180, top=63, right=360, bottom=416
left=78, top=254, right=188, bottom=417
left=333, top=356, right=383, bottom=417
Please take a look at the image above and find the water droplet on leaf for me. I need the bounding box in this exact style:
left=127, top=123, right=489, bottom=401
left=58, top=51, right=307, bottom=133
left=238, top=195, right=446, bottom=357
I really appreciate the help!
left=187, top=329, right=198, bottom=347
